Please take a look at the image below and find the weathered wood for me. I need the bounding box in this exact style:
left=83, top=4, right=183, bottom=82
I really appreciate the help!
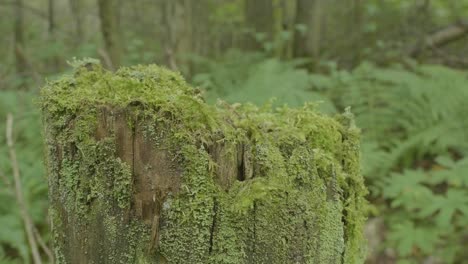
left=41, top=63, right=367, bottom=263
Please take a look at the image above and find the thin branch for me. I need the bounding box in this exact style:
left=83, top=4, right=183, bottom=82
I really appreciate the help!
left=33, top=226, right=54, bottom=264
left=6, top=114, right=43, bottom=264
left=409, top=20, right=468, bottom=57
left=425, top=22, right=468, bottom=46
left=430, top=46, right=468, bottom=67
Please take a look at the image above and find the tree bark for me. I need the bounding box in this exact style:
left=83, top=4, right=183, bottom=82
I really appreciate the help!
left=48, top=0, right=55, bottom=39
left=278, top=0, right=296, bottom=59
left=47, top=0, right=60, bottom=71
left=14, top=0, right=27, bottom=78
left=409, top=20, right=468, bottom=57
left=294, top=0, right=323, bottom=61
left=161, top=0, right=193, bottom=75
left=243, top=0, right=274, bottom=51
left=350, top=0, right=364, bottom=66
left=191, top=0, right=211, bottom=58
left=293, top=0, right=326, bottom=70
left=69, top=0, right=84, bottom=42
left=97, top=0, right=121, bottom=69
left=41, top=63, right=367, bottom=264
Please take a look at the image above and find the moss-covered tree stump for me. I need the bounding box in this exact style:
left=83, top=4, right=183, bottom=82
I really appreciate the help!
left=41, top=63, right=367, bottom=264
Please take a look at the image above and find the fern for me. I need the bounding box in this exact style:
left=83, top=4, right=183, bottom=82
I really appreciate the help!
left=192, top=51, right=336, bottom=113
left=0, top=91, right=48, bottom=263
left=382, top=160, right=468, bottom=262
left=309, top=62, right=468, bottom=262
left=313, top=62, right=468, bottom=175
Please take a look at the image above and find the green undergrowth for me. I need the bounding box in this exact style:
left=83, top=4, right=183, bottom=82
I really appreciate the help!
left=40, top=61, right=367, bottom=263
left=309, top=62, right=468, bottom=263
left=0, top=91, right=48, bottom=264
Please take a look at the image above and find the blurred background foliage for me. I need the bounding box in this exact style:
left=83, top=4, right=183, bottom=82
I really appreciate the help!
left=0, top=0, right=468, bottom=263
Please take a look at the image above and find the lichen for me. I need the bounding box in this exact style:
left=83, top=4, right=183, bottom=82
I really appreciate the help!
left=41, top=61, right=367, bottom=264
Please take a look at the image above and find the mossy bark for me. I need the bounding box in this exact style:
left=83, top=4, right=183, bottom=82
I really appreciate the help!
left=41, top=62, right=367, bottom=264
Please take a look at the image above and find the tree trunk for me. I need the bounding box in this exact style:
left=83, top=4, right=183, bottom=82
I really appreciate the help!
left=97, top=0, right=121, bottom=69
left=69, top=0, right=84, bottom=42
left=350, top=0, right=363, bottom=66
left=409, top=20, right=468, bottom=57
left=243, top=0, right=274, bottom=51
left=161, top=0, right=192, bottom=75
left=41, top=63, right=367, bottom=264
left=14, top=0, right=27, bottom=78
left=278, top=0, right=296, bottom=59
left=47, top=0, right=60, bottom=71
left=293, top=0, right=324, bottom=66
left=48, top=0, right=56, bottom=40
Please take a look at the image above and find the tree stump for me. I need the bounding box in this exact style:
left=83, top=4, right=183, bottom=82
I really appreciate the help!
left=41, top=62, right=367, bottom=264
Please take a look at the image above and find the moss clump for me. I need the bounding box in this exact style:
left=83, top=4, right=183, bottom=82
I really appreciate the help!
left=41, top=61, right=367, bottom=264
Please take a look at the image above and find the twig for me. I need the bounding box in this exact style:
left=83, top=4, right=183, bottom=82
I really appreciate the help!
left=6, top=113, right=43, bottom=264
left=33, top=226, right=54, bottom=264
left=409, top=20, right=468, bottom=57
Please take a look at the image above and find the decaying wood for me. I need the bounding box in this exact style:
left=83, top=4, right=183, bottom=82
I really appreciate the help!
left=42, top=65, right=367, bottom=263
left=410, top=20, right=468, bottom=57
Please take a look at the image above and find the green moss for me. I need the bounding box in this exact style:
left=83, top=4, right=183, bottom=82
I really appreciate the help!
left=49, top=208, right=66, bottom=264
left=41, top=61, right=367, bottom=264
left=158, top=145, right=216, bottom=263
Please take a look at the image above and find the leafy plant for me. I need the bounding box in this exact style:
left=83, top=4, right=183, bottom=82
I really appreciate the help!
left=192, top=50, right=336, bottom=113
left=310, top=62, right=468, bottom=262
left=0, top=91, right=49, bottom=263
left=383, top=162, right=468, bottom=262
